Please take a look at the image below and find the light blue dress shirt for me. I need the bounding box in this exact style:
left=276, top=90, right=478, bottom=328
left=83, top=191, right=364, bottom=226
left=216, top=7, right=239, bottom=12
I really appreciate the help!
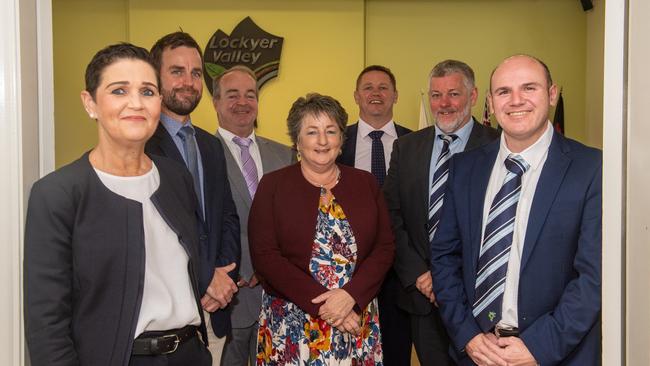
left=428, top=118, right=475, bottom=190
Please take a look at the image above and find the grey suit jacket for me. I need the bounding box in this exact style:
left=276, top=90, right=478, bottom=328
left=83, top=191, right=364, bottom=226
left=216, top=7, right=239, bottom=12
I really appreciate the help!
left=216, top=132, right=295, bottom=328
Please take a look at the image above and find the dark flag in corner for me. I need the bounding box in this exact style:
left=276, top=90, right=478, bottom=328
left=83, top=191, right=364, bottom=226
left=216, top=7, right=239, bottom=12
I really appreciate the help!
left=481, top=93, right=491, bottom=127
left=553, top=89, right=565, bottom=135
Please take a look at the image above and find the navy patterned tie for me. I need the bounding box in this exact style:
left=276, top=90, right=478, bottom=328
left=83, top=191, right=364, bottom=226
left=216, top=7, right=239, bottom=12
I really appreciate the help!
left=177, top=125, right=203, bottom=217
left=428, top=134, right=458, bottom=243
left=368, top=130, right=386, bottom=186
left=473, top=154, right=529, bottom=331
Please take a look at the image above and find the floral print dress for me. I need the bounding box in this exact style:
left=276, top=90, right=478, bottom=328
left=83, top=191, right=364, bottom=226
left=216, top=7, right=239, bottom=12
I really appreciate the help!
left=256, top=190, right=383, bottom=365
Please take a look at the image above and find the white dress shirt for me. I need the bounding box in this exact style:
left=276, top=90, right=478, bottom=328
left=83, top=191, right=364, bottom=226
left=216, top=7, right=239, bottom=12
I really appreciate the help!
left=353, top=119, right=398, bottom=172
left=481, top=122, right=554, bottom=328
left=219, top=127, right=264, bottom=181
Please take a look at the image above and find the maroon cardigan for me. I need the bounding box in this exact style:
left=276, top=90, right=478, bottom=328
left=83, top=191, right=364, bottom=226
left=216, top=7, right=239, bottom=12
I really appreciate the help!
left=249, top=163, right=395, bottom=317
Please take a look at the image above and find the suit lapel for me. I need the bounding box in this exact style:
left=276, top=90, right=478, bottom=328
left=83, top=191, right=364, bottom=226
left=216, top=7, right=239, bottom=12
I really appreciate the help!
left=153, top=124, right=184, bottom=164
left=195, top=132, right=215, bottom=223
left=216, top=133, right=253, bottom=209
left=258, top=136, right=284, bottom=174
left=469, top=143, right=499, bottom=273
left=415, top=127, right=437, bottom=224
left=520, top=133, right=571, bottom=269
left=338, top=123, right=358, bottom=166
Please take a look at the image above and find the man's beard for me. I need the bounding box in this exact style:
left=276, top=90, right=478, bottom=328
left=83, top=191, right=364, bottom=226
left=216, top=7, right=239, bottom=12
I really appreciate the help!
left=162, top=87, right=201, bottom=116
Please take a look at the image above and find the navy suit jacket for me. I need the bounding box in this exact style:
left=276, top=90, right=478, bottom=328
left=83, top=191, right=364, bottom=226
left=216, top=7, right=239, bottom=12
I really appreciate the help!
left=146, top=123, right=241, bottom=338
left=431, top=132, right=602, bottom=365
left=337, top=121, right=412, bottom=167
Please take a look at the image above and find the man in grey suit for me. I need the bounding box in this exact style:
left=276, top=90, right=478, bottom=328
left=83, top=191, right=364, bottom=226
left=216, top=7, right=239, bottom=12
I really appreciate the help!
left=212, top=65, right=294, bottom=366
left=383, top=60, right=499, bottom=365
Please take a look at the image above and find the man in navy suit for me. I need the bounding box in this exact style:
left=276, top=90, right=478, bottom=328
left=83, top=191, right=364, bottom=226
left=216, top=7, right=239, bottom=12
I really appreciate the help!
left=145, top=32, right=241, bottom=364
left=337, top=64, right=412, bottom=366
left=431, top=55, right=601, bottom=365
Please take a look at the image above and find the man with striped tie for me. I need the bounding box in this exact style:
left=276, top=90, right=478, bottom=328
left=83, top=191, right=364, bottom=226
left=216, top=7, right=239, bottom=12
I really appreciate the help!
left=430, top=55, right=602, bottom=365
left=383, top=60, right=498, bottom=365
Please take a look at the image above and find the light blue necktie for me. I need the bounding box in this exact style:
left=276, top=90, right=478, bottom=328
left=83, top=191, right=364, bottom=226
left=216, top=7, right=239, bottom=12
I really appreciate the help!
left=473, top=154, right=529, bottom=331
left=177, top=125, right=203, bottom=217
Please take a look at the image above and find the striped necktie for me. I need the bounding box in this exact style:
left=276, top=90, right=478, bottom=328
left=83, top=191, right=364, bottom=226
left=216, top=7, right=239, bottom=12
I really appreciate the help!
left=232, top=136, right=259, bottom=199
left=473, top=154, right=529, bottom=331
left=428, top=134, right=458, bottom=243
left=368, top=130, right=386, bottom=186
left=177, top=125, right=203, bottom=216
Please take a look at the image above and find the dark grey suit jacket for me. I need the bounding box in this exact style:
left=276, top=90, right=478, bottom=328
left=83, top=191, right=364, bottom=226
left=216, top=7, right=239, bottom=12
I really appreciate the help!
left=146, top=123, right=241, bottom=338
left=24, top=153, right=206, bottom=366
left=216, top=132, right=295, bottom=329
left=383, top=120, right=499, bottom=315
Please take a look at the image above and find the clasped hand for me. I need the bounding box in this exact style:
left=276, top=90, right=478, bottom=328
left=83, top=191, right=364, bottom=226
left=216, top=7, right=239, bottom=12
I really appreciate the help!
left=466, top=333, right=537, bottom=366
left=311, top=288, right=361, bottom=335
left=200, top=262, right=238, bottom=312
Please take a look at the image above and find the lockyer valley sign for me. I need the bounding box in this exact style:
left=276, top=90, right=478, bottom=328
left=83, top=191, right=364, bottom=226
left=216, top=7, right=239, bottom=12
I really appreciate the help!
left=203, top=17, right=284, bottom=95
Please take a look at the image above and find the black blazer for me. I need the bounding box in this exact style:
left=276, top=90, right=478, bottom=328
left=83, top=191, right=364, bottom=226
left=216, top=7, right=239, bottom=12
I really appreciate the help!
left=146, top=123, right=241, bottom=337
left=383, top=120, right=499, bottom=315
left=337, top=121, right=412, bottom=167
left=24, top=153, right=207, bottom=366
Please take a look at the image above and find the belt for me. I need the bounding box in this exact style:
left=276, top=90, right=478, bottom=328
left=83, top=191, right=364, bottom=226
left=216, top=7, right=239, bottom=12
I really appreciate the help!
left=494, top=325, right=519, bottom=338
left=132, top=325, right=198, bottom=355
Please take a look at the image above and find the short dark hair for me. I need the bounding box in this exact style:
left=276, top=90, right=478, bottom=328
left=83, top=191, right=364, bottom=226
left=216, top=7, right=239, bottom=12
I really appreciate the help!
left=429, top=59, right=476, bottom=90
left=287, top=93, right=348, bottom=148
left=84, top=42, right=156, bottom=99
left=150, top=31, right=203, bottom=73
left=212, top=65, right=258, bottom=100
left=489, top=54, right=554, bottom=92
left=356, top=65, right=397, bottom=90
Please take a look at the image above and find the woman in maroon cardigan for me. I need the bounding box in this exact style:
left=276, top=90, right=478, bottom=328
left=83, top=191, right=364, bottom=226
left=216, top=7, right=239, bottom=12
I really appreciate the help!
left=249, top=93, right=395, bottom=365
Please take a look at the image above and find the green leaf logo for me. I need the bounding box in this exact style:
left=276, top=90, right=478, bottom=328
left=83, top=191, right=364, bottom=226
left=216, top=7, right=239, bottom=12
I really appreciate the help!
left=205, top=62, right=225, bottom=79
left=488, top=311, right=496, bottom=322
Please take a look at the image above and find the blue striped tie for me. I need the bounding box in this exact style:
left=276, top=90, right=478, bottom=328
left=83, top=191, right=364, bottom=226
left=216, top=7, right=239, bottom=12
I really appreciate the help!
left=473, top=154, right=529, bottom=331
left=428, top=134, right=458, bottom=243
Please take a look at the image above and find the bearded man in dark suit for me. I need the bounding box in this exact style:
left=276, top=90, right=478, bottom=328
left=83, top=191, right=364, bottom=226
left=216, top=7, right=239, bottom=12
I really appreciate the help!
left=383, top=59, right=499, bottom=365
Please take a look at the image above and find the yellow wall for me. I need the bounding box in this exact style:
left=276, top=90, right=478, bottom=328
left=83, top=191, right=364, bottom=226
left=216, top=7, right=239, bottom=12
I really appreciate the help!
left=53, top=0, right=600, bottom=166
left=53, top=0, right=128, bottom=166
left=585, top=0, right=604, bottom=148
left=127, top=0, right=364, bottom=147
left=366, top=0, right=588, bottom=142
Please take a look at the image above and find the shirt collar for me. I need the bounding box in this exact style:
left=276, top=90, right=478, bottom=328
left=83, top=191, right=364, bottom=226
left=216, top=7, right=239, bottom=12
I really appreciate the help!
left=160, top=113, right=194, bottom=137
left=358, top=118, right=397, bottom=139
left=218, top=127, right=257, bottom=144
left=434, top=117, right=474, bottom=142
left=498, top=121, right=554, bottom=172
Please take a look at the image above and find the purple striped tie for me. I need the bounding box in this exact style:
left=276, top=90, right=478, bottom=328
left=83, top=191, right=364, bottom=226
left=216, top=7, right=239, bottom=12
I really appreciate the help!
left=232, top=136, right=259, bottom=199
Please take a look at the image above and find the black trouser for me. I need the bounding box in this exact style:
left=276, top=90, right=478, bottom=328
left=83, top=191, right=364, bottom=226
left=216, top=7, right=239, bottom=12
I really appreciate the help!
left=129, top=336, right=212, bottom=366
left=410, top=307, right=455, bottom=366
left=378, top=269, right=413, bottom=366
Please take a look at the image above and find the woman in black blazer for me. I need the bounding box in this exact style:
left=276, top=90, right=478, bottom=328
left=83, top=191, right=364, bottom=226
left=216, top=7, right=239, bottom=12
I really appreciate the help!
left=24, top=43, right=211, bottom=366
